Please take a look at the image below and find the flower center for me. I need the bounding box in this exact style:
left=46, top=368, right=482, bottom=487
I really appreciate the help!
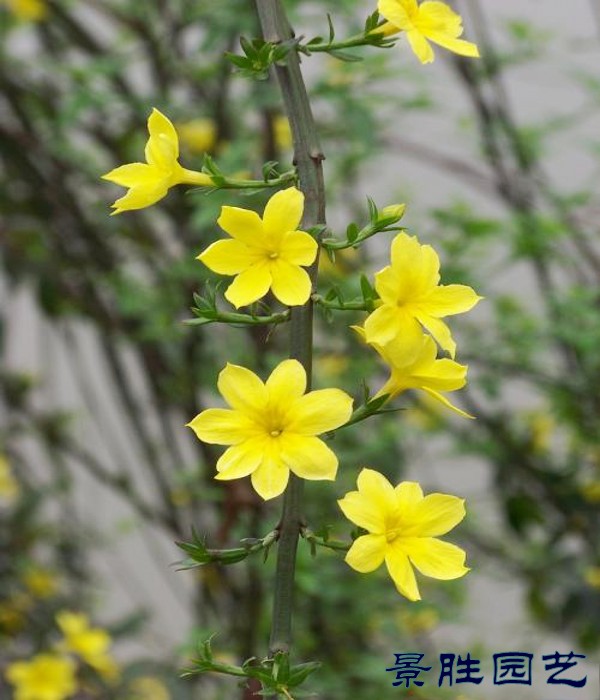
left=386, top=528, right=401, bottom=543
left=270, top=429, right=282, bottom=438
left=268, top=252, right=279, bottom=260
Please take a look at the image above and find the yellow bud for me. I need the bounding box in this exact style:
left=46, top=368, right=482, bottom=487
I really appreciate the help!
left=378, top=204, right=406, bottom=222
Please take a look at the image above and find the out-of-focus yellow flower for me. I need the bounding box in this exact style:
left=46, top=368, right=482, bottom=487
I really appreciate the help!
left=522, top=410, right=554, bottom=454
left=1, top=0, right=47, bottom=21
left=580, top=481, right=600, bottom=504
left=318, top=247, right=359, bottom=279
left=5, top=654, right=77, bottom=700
left=314, top=354, right=350, bottom=381
left=274, top=115, right=292, bottom=151
left=198, top=187, right=318, bottom=308
left=176, top=118, right=217, bottom=154
left=23, top=567, right=59, bottom=599
left=187, top=360, right=353, bottom=500
left=398, top=607, right=440, bottom=635
left=363, top=232, right=482, bottom=358
left=339, top=468, right=469, bottom=600
left=102, top=109, right=213, bottom=214
left=0, top=455, right=20, bottom=504
left=56, top=611, right=119, bottom=681
left=377, top=0, right=479, bottom=64
left=0, top=603, right=26, bottom=635
left=405, top=392, right=446, bottom=431
left=354, top=328, right=472, bottom=418
left=127, top=676, right=170, bottom=700
left=583, top=566, right=600, bottom=589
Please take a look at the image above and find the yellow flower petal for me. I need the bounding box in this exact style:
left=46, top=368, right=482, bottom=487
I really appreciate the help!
left=378, top=0, right=415, bottom=29
left=421, top=284, right=482, bottom=316
left=357, top=468, right=398, bottom=515
left=269, top=259, right=312, bottom=306
left=406, top=29, right=435, bottom=63
left=262, top=187, right=304, bottom=239
left=403, top=537, right=469, bottom=580
left=187, top=408, right=258, bottom=445
left=198, top=239, right=259, bottom=275
left=215, top=440, right=265, bottom=479
left=414, top=313, right=455, bottom=357
left=224, top=262, right=272, bottom=308
left=101, top=163, right=156, bottom=187
left=266, top=359, right=306, bottom=406
left=286, top=389, right=353, bottom=435
left=338, top=491, right=387, bottom=533
left=363, top=304, right=404, bottom=345
left=395, top=481, right=424, bottom=521
left=250, top=457, right=289, bottom=500
left=426, top=33, right=480, bottom=57
left=345, top=534, right=387, bottom=573
left=145, top=108, right=179, bottom=166
left=280, top=230, right=318, bottom=266
left=217, top=363, right=268, bottom=416
left=420, top=387, right=474, bottom=419
left=110, top=182, right=169, bottom=213
left=217, top=206, right=265, bottom=246
left=279, top=435, right=338, bottom=480
left=385, top=547, right=421, bottom=600
left=412, top=358, right=467, bottom=392
left=405, top=494, right=466, bottom=537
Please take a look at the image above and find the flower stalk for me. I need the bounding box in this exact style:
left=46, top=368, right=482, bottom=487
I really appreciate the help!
left=255, top=0, right=326, bottom=658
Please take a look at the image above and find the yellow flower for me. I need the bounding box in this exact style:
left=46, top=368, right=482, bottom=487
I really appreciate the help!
left=23, top=566, right=59, bottom=599
left=580, top=481, right=600, bottom=504
left=364, top=232, right=482, bottom=358
left=176, top=118, right=217, bottom=154
left=355, top=327, right=472, bottom=418
left=198, top=187, right=318, bottom=308
left=127, top=676, right=170, bottom=700
left=187, top=360, right=353, bottom=500
left=102, top=108, right=213, bottom=214
left=5, top=654, right=77, bottom=700
left=2, top=0, right=47, bottom=21
left=274, top=115, right=292, bottom=151
left=0, top=455, right=20, bottom=504
left=584, top=566, right=600, bottom=589
left=377, top=0, right=480, bottom=64
left=338, top=468, right=469, bottom=600
left=56, top=611, right=118, bottom=680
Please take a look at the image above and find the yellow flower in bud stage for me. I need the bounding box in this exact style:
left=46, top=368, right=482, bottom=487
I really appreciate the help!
left=364, top=232, right=482, bottom=358
left=102, top=108, right=213, bottom=214
left=354, top=327, right=472, bottom=418
left=187, top=360, right=353, bottom=500
left=198, top=187, right=318, bottom=308
left=5, top=654, right=77, bottom=700
left=2, top=0, right=47, bottom=21
left=176, top=118, right=217, bottom=154
left=0, top=455, right=20, bottom=504
left=338, top=468, right=469, bottom=600
left=377, top=0, right=480, bottom=64
left=56, top=611, right=119, bottom=681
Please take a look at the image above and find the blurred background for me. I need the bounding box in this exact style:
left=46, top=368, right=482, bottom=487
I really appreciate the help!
left=1, top=0, right=599, bottom=698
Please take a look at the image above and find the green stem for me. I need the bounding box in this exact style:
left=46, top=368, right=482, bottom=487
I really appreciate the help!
left=255, top=0, right=326, bottom=659
left=312, top=294, right=371, bottom=312
left=184, top=309, right=290, bottom=327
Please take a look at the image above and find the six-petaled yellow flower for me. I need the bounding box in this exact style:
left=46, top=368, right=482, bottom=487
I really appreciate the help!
left=187, top=360, right=353, bottom=500
left=338, top=468, right=469, bottom=600
left=102, top=108, right=213, bottom=214
left=355, top=327, right=472, bottom=418
left=364, top=232, right=481, bottom=358
left=377, top=0, right=480, bottom=64
left=198, top=187, right=318, bottom=308
left=5, top=654, right=77, bottom=700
